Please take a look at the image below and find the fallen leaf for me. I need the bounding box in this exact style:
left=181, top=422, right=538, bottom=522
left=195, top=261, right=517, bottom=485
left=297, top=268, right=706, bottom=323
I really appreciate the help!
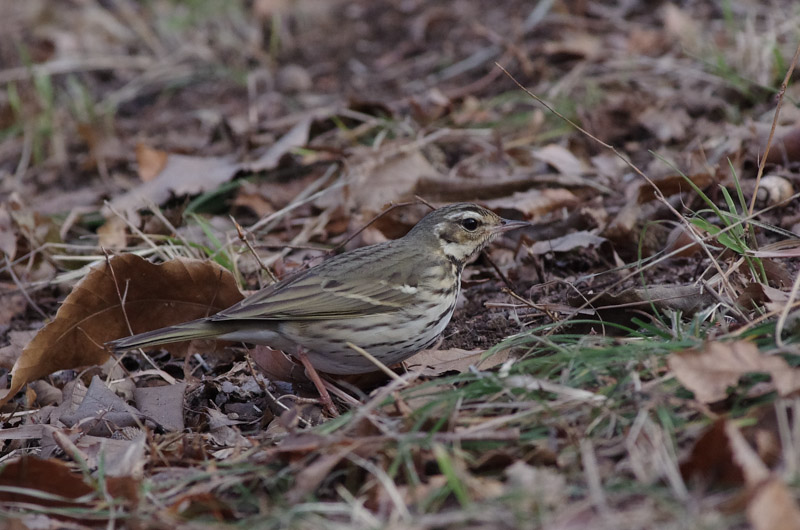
left=0, top=255, right=244, bottom=407
left=577, top=284, right=720, bottom=317
left=405, top=347, right=510, bottom=375
left=243, top=116, right=312, bottom=173
left=109, top=118, right=311, bottom=217
left=747, top=478, right=800, bottom=530
left=250, top=344, right=303, bottom=382
left=96, top=216, right=128, bottom=249
left=725, top=421, right=800, bottom=530
left=168, top=492, right=233, bottom=521
left=0, top=329, right=34, bottom=369
left=135, top=143, right=169, bottom=182
left=0, top=456, right=137, bottom=509
left=528, top=231, right=609, bottom=256
left=483, top=188, right=579, bottom=218
left=286, top=444, right=358, bottom=504
left=60, top=376, right=143, bottom=436
left=681, top=418, right=800, bottom=528
left=0, top=456, right=94, bottom=507
left=737, top=283, right=790, bottom=313
left=668, top=341, right=800, bottom=403
left=638, top=106, right=692, bottom=143
left=133, top=382, right=187, bottom=432
left=348, top=146, right=438, bottom=212
left=531, top=144, right=587, bottom=176
left=680, top=418, right=743, bottom=485
left=109, top=153, right=240, bottom=217
left=73, top=433, right=146, bottom=478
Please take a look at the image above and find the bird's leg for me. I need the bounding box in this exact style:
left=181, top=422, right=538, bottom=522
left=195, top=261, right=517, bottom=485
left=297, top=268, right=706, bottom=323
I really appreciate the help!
left=296, top=349, right=339, bottom=417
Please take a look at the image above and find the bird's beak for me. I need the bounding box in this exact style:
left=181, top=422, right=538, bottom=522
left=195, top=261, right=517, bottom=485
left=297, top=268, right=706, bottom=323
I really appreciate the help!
left=493, top=218, right=530, bottom=233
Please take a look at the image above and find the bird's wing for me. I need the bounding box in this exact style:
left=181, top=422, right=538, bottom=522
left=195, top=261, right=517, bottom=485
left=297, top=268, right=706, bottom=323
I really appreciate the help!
left=212, top=247, right=423, bottom=321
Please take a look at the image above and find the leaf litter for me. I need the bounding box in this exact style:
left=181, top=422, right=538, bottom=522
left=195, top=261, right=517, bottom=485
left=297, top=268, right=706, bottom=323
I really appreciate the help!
left=1, top=0, right=800, bottom=527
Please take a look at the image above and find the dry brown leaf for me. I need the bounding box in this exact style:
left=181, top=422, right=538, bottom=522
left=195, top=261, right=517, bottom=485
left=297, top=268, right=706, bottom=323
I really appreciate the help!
left=0, top=456, right=137, bottom=509
left=579, top=284, right=719, bottom=317
left=324, top=144, right=439, bottom=214
left=738, top=283, right=790, bottom=313
left=483, top=188, right=579, bottom=218
left=747, top=478, right=800, bottom=530
left=286, top=444, right=358, bottom=504
left=96, top=216, right=128, bottom=249
left=250, top=345, right=303, bottom=383
left=135, top=143, right=169, bottom=182
left=405, top=347, right=509, bottom=375
left=0, top=254, right=244, bottom=407
left=668, top=341, right=800, bottom=403
left=133, top=382, right=187, bottom=432
left=531, top=144, right=587, bottom=176
left=682, top=418, right=800, bottom=528
left=638, top=106, right=692, bottom=143
left=528, top=231, right=608, bottom=256
left=109, top=153, right=241, bottom=217
left=680, top=418, right=743, bottom=485
left=60, top=376, right=144, bottom=436
left=725, top=421, right=800, bottom=530
left=109, top=118, right=311, bottom=217
left=75, top=434, right=146, bottom=478
left=0, top=456, right=95, bottom=507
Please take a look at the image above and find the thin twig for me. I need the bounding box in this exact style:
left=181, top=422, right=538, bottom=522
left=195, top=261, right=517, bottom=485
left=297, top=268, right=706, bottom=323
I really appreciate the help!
left=330, top=201, right=417, bottom=252
left=231, top=216, right=278, bottom=283
left=346, top=342, right=406, bottom=384
left=748, top=41, right=800, bottom=218
left=4, top=256, right=47, bottom=319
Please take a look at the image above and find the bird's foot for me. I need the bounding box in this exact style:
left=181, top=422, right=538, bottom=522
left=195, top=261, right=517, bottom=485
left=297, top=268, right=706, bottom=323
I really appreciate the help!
left=297, top=349, right=339, bottom=417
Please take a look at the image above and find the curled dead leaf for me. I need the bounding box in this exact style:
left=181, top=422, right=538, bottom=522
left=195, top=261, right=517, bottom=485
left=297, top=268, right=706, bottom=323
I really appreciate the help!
left=668, top=341, right=800, bottom=404
left=0, top=254, right=243, bottom=407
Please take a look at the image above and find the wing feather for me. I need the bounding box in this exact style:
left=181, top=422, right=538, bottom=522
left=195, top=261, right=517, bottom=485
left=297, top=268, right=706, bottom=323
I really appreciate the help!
left=212, top=243, right=424, bottom=321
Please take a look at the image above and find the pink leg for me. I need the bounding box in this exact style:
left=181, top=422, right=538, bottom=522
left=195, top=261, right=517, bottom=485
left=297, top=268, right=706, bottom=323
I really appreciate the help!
left=297, top=350, right=339, bottom=417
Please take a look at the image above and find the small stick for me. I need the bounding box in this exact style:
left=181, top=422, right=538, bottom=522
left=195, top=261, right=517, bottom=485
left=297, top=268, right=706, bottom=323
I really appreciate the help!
left=332, top=201, right=419, bottom=253
left=346, top=342, right=406, bottom=384
left=231, top=216, right=278, bottom=283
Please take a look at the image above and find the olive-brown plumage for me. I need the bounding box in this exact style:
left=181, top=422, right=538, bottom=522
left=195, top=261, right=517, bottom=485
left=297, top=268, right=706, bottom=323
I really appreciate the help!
left=110, top=203, right=527, bottom=374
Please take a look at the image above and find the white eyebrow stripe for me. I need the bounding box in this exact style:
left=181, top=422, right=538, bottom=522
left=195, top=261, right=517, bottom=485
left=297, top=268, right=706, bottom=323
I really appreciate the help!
left=446, top=211, right=482, bottom=221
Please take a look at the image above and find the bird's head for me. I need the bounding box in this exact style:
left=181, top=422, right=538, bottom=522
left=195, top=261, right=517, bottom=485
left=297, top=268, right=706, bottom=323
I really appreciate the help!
left=408, top=203, right=529, bottom=265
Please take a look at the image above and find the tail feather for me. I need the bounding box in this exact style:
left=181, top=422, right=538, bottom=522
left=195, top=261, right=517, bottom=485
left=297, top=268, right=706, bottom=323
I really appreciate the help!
left=109, top=319, right=223, bottom=352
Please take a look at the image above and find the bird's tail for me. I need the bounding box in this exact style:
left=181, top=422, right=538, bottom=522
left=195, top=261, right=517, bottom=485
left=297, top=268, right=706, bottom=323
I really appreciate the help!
left=109, top=319, right=224, bottom=352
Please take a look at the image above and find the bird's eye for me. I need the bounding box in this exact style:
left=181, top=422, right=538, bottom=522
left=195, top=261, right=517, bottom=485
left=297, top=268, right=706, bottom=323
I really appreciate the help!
left=461, top=218, right=479, bottom=231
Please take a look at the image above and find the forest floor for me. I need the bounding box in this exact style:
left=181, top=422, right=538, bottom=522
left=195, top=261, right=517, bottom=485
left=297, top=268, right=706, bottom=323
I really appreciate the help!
left=1, top=1, right=800, bottom=528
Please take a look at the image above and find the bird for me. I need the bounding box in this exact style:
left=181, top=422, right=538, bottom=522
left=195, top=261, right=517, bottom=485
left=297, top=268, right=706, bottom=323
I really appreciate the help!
left=110, top=203, right=528, bottom=413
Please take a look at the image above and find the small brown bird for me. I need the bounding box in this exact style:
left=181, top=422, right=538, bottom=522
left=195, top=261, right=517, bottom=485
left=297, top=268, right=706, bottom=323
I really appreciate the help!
left=111, top=203, right=527, bottom=410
